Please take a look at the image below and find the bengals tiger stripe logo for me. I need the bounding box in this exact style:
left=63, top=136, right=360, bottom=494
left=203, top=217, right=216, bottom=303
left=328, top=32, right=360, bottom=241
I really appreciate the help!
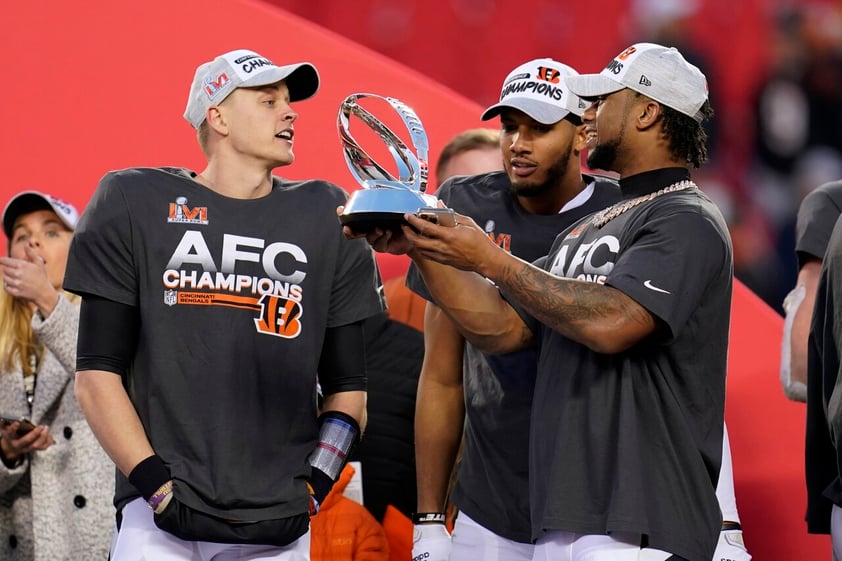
left=536, top=66, right=560, bottom=83
left=254, top=294, right=303, bottom=338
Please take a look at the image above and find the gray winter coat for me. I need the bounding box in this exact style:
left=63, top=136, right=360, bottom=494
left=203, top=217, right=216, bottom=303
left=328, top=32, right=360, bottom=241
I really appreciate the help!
left=0, top=296, right=115, bottom=560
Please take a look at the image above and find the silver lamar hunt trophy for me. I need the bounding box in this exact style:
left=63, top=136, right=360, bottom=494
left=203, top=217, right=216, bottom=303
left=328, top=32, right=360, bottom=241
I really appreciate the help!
left=337, top=93, right=440, bottom=232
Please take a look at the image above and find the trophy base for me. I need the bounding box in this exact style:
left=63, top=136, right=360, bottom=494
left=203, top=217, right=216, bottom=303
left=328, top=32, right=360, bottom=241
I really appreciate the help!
left=339, top=211, right=410, bottom=233
left=340, top=188, right=438, bottom=233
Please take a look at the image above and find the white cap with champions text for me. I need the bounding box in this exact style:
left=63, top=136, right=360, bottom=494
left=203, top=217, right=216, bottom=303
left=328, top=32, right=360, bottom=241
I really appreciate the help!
left=481, top=58, right=588, bottom=125
left=565, top=42, right=708, bottom=122
left=183, top=49, right=320, bottom=129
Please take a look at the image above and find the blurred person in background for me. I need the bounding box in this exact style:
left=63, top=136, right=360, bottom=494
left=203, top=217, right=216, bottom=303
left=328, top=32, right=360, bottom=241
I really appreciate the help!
left=747, top=3, right=842, bottom=311
left=806, top=212, right=842, bottom=557
left=781, top=180, right=842, bottom=402
left=434, top=128, right=502, bottom=187
left=0, top=192, right=114, bottom=561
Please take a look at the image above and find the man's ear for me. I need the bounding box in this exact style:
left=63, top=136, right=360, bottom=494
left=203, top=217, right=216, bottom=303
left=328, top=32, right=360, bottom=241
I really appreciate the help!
left=573, top=123, right=589, bottom=154
left=637, top=98, right=663, bottom=131
left=206, top=106, right=228, bottom=136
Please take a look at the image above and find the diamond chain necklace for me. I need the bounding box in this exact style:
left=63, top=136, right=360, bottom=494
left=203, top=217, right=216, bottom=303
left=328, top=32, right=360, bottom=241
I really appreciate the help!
left=591, top=180, right=697, bottom=228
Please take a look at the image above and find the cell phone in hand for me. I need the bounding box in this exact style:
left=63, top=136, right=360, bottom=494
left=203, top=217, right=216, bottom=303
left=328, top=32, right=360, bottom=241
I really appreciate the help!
left=0, top=414, right=36, bottom=436
left=416, top=207, right=457, bottom=227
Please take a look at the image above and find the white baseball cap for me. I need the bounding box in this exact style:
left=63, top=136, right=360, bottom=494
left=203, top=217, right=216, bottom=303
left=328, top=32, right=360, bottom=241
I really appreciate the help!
left=183, top=49, right=320, bottom=129
left=481, top=58, right=588, bottom=125
left=3, top=192, right=79, bottom=238
left=565, top=43, right=708, bottom=122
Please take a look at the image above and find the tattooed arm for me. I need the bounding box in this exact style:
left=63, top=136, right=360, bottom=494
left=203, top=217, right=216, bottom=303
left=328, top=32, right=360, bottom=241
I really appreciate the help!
left=408, top=212, right=656, bottom=355
left=485, top=258, right=657, bottom=354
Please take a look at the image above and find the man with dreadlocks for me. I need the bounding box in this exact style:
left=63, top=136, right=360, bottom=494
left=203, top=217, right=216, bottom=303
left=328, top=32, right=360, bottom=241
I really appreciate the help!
left=344, top=43, right=733, bottom=561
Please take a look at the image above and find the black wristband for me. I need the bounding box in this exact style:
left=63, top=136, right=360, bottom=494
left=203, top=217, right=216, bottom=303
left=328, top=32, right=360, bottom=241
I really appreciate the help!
left=128, top=455, right=171, bottom=501
left=721, top=521, right=742, bottom=531
left=412, top=512, right=446, bottom=524
left=308, top=466, right=334, bottom=503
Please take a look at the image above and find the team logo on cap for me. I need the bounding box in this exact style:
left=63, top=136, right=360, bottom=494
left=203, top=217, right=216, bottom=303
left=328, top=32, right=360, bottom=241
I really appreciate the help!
left=617, top=46, right=638, bottom=59
left=536, top=66, right=561, bottom=83
left=605, top=45, right=639, bottom=75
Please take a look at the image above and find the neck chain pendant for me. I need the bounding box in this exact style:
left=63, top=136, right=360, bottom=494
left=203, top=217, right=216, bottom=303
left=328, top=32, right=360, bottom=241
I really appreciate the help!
left=591, top=180, right=697, bottom=229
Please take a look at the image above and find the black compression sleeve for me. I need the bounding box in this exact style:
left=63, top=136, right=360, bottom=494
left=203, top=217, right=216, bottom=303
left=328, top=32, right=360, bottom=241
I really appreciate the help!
left=317, top=321, right=367, bottom=395
left=77, top=294, right=140, bottom=375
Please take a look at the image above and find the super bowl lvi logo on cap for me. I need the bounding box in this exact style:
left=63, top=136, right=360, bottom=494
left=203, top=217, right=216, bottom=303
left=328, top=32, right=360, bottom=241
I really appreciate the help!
left=480, top=58, right=586, bottom=125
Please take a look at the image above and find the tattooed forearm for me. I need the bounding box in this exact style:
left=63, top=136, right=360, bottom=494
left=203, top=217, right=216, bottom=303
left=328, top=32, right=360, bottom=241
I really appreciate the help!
left=493, top=260, right=656, bottom=353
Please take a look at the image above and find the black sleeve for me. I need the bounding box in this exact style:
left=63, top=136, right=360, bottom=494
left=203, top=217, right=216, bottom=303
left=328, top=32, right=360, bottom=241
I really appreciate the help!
left=317, top=321, right=366, bottom=395
left=76, top=294, right=140, bottom=376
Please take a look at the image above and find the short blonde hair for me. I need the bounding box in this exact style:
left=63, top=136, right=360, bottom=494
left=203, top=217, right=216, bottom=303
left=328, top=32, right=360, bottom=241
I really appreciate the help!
left=197, top=120, right=211, bottom=155
left=436, top=128, right=500, bottom=185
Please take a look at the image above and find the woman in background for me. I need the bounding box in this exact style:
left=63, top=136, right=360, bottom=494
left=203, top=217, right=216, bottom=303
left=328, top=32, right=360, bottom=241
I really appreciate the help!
left=0, top=192, right=114, bottom=560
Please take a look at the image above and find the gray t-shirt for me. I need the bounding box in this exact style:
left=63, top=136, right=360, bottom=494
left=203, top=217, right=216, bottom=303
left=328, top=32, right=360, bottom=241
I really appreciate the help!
left=806, top=214, right=842, bottom=532
left=64, top=167, right=383, bottom=520
left=796, top=180, right=842, bottom=266
left=524, top=168, right=732, bottom=561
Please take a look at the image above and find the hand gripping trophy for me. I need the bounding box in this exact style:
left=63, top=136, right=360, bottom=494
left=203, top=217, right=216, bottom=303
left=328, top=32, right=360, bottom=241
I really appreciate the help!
left=337, top=93, right=453, bottom=232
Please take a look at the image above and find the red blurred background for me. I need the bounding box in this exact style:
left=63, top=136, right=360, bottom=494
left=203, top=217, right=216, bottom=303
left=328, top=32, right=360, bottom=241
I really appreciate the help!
left=271, top=0, right=770, bottom=184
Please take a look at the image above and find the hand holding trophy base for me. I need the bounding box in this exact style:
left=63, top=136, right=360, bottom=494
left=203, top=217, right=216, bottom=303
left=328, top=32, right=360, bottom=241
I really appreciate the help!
left=340, top=188, right=438, bottom=233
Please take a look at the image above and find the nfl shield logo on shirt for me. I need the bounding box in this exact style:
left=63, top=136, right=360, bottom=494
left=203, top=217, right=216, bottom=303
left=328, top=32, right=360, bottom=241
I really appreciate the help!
left=164, top=290, right=178, bottom=307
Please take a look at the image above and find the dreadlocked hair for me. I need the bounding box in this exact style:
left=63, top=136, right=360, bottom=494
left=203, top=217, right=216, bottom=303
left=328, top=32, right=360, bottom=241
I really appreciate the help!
left=660, top=100, right=714, bottom=168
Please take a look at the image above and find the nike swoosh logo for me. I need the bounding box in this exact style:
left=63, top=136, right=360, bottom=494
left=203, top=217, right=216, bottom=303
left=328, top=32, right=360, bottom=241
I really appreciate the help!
left=643, top=280, right=670, bottom=294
